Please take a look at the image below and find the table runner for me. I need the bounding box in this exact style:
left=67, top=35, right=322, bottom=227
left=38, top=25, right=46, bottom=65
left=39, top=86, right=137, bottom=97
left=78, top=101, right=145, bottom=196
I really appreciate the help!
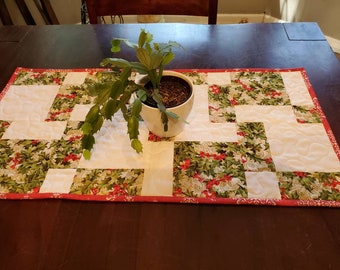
left=0, top=67, right=339, bottom=207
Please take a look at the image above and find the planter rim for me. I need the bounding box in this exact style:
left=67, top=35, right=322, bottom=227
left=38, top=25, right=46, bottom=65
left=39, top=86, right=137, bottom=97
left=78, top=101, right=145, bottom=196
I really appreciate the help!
left=141, top=70, right=194, bottom=110
left=139, top=70, right=194, bottom=137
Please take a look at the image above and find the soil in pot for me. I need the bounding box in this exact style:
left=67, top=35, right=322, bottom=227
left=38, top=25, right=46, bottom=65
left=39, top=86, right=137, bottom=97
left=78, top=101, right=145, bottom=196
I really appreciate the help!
left=144, top=75, right=192, bottom=108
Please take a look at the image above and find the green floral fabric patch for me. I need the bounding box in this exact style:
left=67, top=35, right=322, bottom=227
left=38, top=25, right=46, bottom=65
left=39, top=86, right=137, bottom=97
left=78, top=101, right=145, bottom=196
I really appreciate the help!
left=70, top=168, right=144, bottom=196
left=183, top=71, right=207, bottom=85
left=292, top=105, right=321, bottom=123
left=173, top=141, right=247, bottom=198
left=48, top=121, right=83, bottom=169
left=0, top=121, right=10, bottom=137
left=0, top=139, right=50, bottom=193
left=237, top=122, right=276, bottom=172
left=278, top=172, right=340, bottom=201
left=208, top=71, right=292, bottom=123
left=46, top=85, right=92, bottom=121
left=13, top=70, right=67, bottom=85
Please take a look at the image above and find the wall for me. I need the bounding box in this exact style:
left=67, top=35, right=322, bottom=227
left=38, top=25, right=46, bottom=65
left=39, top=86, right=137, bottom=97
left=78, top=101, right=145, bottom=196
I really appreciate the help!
left=218, top=0, right=281, bottom=18
left=218, top=0, right=339, bottom=41
left=279, top=0, right=340, bottom=40
left=218, top=0, right=339, bottom=52
left=49, top=0, right=82, bottom=24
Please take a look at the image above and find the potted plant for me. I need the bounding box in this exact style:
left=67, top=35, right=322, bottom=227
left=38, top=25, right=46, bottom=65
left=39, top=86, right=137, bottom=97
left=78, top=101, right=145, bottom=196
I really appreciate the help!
left=81, top=29, right=194, bottom=159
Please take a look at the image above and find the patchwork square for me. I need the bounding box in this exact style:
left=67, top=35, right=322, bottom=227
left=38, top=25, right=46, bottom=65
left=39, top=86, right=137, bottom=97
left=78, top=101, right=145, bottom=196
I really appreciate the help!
left=173, top=141, right=248, bottom=198
left=265, top=122, right=340, bottom=172
left=207, top=72, right=232, bottom=85
left=78, top=121, right=149, bottom=169
left=281, top=71, right=314, bottom=106
left=13, top=70, right=66, bottom=85
left=40, top=169, right=77, bottom=193
left=235, top=105, right=296, bottom=124
left=0, top=85, right=59, bottom=121
left=70, top=168, right=144, bottom=196
left=62, top=72, right=88, bottom=85
left=141, top=141, right=174, bottom=196
left=278, top=172, right=340, bottom=201
left=245, top=172, right=281, bottom=199
left=69, top=104, right=92, bottom=121
left=2, top=121, right=67, bottom=140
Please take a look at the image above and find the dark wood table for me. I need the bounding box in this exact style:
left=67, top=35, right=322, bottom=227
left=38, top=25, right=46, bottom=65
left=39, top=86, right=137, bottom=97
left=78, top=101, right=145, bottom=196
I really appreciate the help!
left=0, top=23, right=339, bottom=270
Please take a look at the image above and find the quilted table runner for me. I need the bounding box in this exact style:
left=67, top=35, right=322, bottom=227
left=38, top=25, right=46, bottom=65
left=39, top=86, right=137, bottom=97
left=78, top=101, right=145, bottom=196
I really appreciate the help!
left=0, top=67, right=339, bottom=207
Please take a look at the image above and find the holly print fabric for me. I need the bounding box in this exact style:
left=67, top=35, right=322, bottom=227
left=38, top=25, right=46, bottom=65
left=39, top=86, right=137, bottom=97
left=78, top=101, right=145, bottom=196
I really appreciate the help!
left=0, top=68, right=339, bottom=206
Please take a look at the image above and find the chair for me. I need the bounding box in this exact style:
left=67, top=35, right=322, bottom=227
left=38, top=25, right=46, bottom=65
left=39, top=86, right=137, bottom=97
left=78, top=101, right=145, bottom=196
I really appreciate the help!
left=36, top=0, right=59, bottom=24
left=0, top=0, right=58, bottom=25
left=0, top=0, right=13, bottom=25
left=85, top=0, right=218, bottom=25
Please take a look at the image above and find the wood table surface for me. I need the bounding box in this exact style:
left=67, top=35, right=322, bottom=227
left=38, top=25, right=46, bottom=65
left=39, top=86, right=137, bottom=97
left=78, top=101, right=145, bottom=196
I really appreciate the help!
left=0, top=23, right=339, bottom=270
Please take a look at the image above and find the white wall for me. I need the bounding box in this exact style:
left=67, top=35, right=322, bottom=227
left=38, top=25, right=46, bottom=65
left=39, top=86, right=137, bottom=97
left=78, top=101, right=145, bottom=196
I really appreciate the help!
left=218, top=0, right=339, bottom=41
left=218, top=0, right=280, bottom=16
left=279, top=0, right=340, bottom=40
left=49, top=0, right=82, bottom=24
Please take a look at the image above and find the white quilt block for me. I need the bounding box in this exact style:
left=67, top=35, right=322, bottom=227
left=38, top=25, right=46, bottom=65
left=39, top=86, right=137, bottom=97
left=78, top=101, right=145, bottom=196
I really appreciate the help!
left=141, top=141, right=174, bottom=196
left=235, top=105, right=297, bottom=124
left=2, top=121, right=67, bottom=140
left=245, top=172, right=281, bottom=199
left=40, top=169, right=77, bottom=193
left=187, top=85, right=210, bottom=123
left=177, top=122, right=238, bottom=142
left=78, top=120, right=149, bottom=169
left=265, top=122, right=340, bottom=172
left=177, top=85, right=238, bottom=142
left=0, top=85, right=59, bottom=121
left=281, top=71, right=314, bottom=106
left=207, top=72, right=232, bottom=85
left=69, top=104, right=92, bottom=121
left=62, top=72, right=88, bottom=85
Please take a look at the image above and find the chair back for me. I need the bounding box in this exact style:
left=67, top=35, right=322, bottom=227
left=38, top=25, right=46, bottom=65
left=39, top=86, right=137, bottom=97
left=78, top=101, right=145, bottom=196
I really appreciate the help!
left=0, top=0, right=58, bottom=25
left=85, top=0, right=218, bottom=25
